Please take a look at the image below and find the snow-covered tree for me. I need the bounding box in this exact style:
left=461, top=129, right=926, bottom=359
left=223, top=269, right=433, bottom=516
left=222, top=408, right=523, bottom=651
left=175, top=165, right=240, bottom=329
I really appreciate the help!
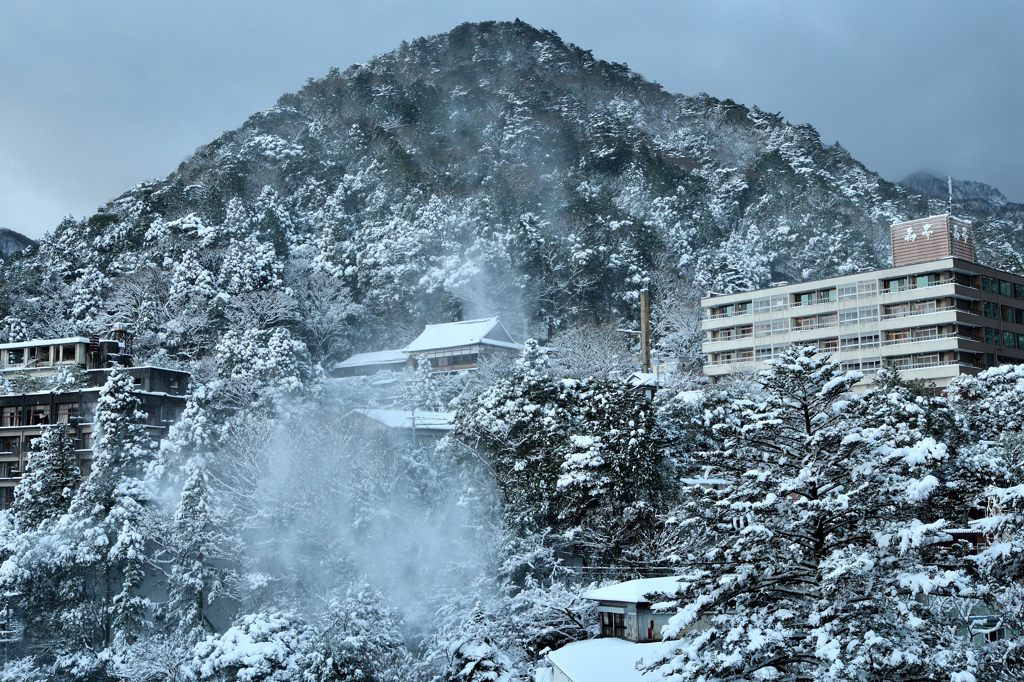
left=64, top=365, right=158, bottom=647
left=650, top=345, right=976, bottom=681
left=455, top=339, right=665, bottom=561
left=10, top=423, right=80, bottom=531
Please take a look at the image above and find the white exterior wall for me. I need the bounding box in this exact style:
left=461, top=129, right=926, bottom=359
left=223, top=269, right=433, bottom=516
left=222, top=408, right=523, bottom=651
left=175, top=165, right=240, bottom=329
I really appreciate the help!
left=699, top=257, right=1024, bottom=391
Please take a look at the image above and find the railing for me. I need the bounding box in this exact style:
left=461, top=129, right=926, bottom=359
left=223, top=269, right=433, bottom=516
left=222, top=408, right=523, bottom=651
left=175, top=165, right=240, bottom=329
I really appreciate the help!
left=791, top=321, right=839, bottom=332
left=880, top=304, right=956, bottom=321
left=880, top=332, right=958, bottom=347
left=890, top=359, right=965, bottom=371
left=706, top=331, right=754, bottom=343
left=879, top=278, right=956, bottom=295
left=708, top=309, right=751, bottom=320
left=793, top=297, right=836, bottom=307
left=705, top=357, right=756, bottom=367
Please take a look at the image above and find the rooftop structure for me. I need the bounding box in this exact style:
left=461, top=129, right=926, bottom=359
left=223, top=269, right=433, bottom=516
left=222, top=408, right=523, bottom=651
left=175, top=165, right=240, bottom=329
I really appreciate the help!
left=330, top=317, right=523, bottom=377
left=701, top=215, right=1024, bottom=392
left=343, top=408, right=454, bottom=440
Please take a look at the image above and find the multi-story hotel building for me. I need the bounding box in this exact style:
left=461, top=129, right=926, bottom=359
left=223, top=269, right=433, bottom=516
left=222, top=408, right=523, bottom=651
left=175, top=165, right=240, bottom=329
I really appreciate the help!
left=0, top=333, right=189, bottom=508
left=701, top=214, right=1024, bottom=391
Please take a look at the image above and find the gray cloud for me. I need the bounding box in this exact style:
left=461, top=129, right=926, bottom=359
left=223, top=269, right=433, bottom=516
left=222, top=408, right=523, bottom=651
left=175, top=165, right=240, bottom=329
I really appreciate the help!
left=1, top=0, right=1021, bottom=238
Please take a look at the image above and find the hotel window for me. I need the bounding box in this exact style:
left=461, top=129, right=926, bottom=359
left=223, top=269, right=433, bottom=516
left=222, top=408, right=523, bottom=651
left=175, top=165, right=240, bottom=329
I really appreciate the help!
left=28, top=406, right=49, bottom=426
left=916, top=353, right=940, bottom=366
left=1016, top=284, right=1024, bottom=300
left=754, top=321, right=772, bottom=337
left=1, top=407, right=21, bottom=428
left=983, top=302, right=997, bottom=319
left=753, top=297, right=771, bottom=313
left=861, top=334, right=880, bottom=348
left=770, top=294, right=789, bottom=310
left=838, top=284, right=858, bottom=301
left=717, top=329, right=734, bottom=341
left=1001, top=280, right=1014, bottom=297
left=735, top=302, right=751, bottom=315
left=56, top=403, right=79, bottom=424
left=913, top=327, right=938, bottom=340
left=1018, top=333, right=1024, bottom=349
left=1004, top=331, right=1017, bottom=349
left=915, top=274, right=938, bottom=288
left=1001, top=306, right=1013, bottom=323
left=839, top=310, right=859, bottom=326
left=818, top=338, right=839, bottom=352
left=857, top=281, right=878, bottom=297
left=893, top=356, right=913, bottom=368
left=840, top=335, right=860, bottom=350
left=796, top=292, right=815, bottom=307
left=888, top=329, right=910, bottom=342
left=985, top=328, right=997, bottom=345
left=818, top=313, right=837, bottom=327
left=885, top=303, right=908, bottom=317
left=859, top=306, right=878, bottom=321
left=862, top=358, right=881, bottom=372
left=987, top=353, right=996, bottom=368
left=910, top=300, right=937, bottom=314
left=817, top=289, right=836, bottom=303
left=841, top=361, right=861, bottom=372
left=885, top=278, right=907, bottom=292
left=1017, top=309, right=1024, bottom=325
left=981, top=276, right=992, bottom=293
left=796, top=316, right=816, bottom=329
left=772, top=319, right=789, bottom=333
left=755, top=346, right=773, bottom=361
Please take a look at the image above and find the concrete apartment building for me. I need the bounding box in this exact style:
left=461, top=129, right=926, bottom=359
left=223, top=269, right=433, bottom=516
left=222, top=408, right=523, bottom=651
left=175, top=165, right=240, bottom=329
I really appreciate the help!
left=701, top=214, right=1024, bottom=391
left=0, top=333, right=189, bottom=509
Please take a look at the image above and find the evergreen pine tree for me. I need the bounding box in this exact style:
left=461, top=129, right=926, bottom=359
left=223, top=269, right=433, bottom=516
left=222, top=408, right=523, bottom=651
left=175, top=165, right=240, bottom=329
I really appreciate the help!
left=651, top=345, right=976, bottom=681
left=10, top=423, right=80, bottom=531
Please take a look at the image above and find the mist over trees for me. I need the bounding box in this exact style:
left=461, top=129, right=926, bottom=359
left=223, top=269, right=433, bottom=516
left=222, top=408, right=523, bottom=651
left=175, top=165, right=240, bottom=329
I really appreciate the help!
left=1, top=18, right=1024, bottom=682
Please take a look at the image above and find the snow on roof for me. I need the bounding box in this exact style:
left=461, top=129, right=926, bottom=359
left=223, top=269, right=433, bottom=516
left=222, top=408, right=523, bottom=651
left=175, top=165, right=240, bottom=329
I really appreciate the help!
left=333, top=349, right=408, bottom=369
left=0, top=337, right=92, bottom=351
left=546, top=639, right=661, bottom=682
left=583, top=577, right=687, bottom=603
left=402, top=317, right=522, bottom=353
left=674, top=390, right=703, bottom=405
left=349, top=409, right=454, bottom=432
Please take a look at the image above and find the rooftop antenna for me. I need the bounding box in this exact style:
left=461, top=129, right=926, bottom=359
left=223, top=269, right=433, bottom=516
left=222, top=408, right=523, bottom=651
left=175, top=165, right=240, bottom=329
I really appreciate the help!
left=947, top=175, right=953, bottom=215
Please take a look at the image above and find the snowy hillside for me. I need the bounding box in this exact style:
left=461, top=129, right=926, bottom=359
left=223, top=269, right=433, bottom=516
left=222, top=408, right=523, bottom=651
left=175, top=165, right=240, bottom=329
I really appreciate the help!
left=0, top=227, right=33, bottom=259
left=4, top=20, right=1023, bottom=366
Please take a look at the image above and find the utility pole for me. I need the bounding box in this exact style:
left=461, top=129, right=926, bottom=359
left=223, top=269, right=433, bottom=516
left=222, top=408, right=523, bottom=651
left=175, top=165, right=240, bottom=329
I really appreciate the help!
left=639, top=288, right=651, bottom=373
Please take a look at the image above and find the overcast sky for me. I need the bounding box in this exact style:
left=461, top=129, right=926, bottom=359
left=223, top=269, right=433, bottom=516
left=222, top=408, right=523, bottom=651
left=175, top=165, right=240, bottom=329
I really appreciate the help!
left=1, top=1, right=1021, bottom=239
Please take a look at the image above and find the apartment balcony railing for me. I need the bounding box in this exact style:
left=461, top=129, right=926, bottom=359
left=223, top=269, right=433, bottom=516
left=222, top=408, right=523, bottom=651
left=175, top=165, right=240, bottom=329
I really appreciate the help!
left=707, top=309, right=751, bottom=320
left=706, top=331, right=755, bottom=343
left=705, top=357, right=756, bottom=367
left=893, top=359, right=976, bottom=371
left=791, top=321, right=839, bottom=332
left=879, top=278, right=956, bottom=295
left=880, top=304, right=957, bottom=321
left=880, top=332, right=959, bottom=347
left=793, top=297, right=836, bottom=308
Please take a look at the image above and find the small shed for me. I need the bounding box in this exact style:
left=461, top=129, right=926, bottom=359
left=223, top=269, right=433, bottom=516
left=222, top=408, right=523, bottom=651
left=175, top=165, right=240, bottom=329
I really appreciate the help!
left=583, top=576, right=685, bottom=643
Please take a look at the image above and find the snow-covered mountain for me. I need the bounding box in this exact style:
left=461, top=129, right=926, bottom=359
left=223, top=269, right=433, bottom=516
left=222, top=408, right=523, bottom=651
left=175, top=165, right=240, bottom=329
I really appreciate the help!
left=2, top=20, right=1022, bottom=363
left=900, top=171, right=1019, bottom=216
left=0, top=227, right=33, bottom=259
